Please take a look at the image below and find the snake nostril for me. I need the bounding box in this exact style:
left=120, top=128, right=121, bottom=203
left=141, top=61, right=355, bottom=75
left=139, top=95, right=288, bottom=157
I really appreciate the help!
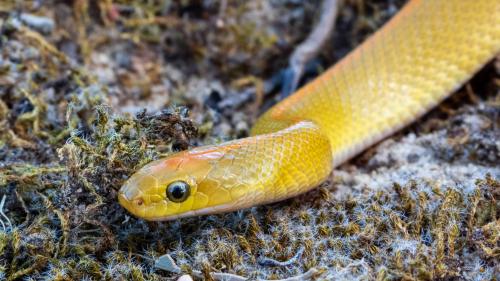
left=135, top=198, right=144, bottom=206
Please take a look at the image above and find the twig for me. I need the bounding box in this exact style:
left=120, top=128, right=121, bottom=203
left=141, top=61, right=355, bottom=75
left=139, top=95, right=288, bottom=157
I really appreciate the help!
left=0, top=197, right=6, bottom=232
left=217, top=72, right=282, bottom=113
left=0, top=195, right=12, bottom=231
left=14, top=190, right=31, bottom=229
left=17, top=26, right=70, bottom=64
left=216, top=0, right=339, bottom=111
left=282, top=0, right=339, bottom=97
left=156, top=253, right=320, bottom=281
left=216, top=0, right=228, bottom=28
left=274, top=268, right=319, bottom=281
left=231, top=76, right=265, bottom=119
left=258, top=247, right=304, bottom=267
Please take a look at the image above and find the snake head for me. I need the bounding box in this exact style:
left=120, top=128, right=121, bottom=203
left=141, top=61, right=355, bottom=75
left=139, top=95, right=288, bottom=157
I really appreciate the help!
left=118, top=147, right=238, bottom=221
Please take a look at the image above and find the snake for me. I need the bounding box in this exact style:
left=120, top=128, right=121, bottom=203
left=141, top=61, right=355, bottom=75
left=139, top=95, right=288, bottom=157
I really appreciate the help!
left=118, top=0, right=500, bottom=221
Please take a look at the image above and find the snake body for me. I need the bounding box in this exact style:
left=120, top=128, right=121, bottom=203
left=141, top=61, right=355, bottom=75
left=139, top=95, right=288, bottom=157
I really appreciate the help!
left=119, top=0, right=500, bottom=221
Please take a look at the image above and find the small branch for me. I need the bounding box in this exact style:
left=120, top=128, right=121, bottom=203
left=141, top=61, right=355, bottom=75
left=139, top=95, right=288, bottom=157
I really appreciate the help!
left=217, top=0, right=340, bottom=111
left=258, top=247, right=304, bottom=267
left=274, top=268, right=320, bottom=281
left=0, top=195, right=12, bottom=232
left=156, top=253, right=321, bottom=281
left=282, top=0, right=339, bottom=97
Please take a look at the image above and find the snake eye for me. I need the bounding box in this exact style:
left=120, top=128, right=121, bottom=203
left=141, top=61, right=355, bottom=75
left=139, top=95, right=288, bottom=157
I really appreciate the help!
left=166, top=181, right=190, bottom=202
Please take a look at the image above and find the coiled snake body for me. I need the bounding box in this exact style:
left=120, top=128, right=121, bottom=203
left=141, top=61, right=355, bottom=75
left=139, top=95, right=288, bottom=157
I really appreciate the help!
left=119, top=0, right=500, bottom=221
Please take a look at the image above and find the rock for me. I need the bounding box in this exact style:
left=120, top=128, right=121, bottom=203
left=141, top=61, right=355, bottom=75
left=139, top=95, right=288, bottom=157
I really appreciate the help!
left=20, top=13, right=55, bottom=34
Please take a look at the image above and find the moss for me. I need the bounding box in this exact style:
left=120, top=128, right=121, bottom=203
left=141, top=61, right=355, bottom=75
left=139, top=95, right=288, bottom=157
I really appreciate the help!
left=1, top=0, right=499, bottom=280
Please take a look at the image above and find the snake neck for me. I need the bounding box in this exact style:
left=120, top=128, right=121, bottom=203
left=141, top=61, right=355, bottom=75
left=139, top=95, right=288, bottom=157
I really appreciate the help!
left=253, top=0, right=500, bottom=167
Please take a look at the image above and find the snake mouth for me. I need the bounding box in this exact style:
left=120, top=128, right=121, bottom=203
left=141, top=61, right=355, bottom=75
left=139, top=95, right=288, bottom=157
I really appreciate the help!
left=118, top=192, right=146, bottom=218
left=142, top=202, right=238, bottom=221
left=118, top=190, right=233, bottom=221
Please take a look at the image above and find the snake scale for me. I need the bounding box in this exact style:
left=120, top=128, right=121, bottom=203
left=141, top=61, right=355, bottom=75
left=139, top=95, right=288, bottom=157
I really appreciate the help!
left=119, top=0, right=500, bottom=221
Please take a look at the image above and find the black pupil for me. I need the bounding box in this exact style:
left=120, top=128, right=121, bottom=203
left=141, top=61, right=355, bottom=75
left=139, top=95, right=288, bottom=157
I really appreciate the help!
left=167, top=181, right=190, bottom=202
left=171, top=184, right=185, bottom=199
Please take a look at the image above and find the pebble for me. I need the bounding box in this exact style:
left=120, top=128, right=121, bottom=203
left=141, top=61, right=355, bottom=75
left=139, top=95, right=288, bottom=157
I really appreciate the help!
left=20, top=13, right=55, bottom=34
left=177, top=275, right=194, bottom=281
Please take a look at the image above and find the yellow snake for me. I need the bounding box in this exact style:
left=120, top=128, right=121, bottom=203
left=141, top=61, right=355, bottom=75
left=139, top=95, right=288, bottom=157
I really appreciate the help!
left=119, top=0, right=500, bottom=221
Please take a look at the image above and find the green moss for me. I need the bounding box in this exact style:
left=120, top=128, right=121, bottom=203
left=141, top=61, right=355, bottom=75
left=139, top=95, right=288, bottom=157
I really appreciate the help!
left=0, top=0, right=499, bottom=280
